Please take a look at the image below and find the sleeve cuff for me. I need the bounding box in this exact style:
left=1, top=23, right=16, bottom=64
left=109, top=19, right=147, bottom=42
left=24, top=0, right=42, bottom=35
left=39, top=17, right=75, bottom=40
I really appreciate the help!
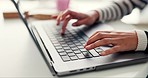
left=95, top=9, right=105, bottom=23
left=135, top=30, right=147, bottom=51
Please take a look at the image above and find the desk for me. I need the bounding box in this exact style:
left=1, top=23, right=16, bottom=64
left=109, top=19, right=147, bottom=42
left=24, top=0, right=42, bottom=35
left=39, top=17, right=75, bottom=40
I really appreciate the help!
left=0, top=0, right=148, bottom=78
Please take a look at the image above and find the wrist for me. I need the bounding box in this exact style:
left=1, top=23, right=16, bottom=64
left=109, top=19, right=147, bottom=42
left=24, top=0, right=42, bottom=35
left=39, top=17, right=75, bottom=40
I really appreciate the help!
left=88, top=10, right=100, bottom=24
left=91, top=10, right=100, bottom=22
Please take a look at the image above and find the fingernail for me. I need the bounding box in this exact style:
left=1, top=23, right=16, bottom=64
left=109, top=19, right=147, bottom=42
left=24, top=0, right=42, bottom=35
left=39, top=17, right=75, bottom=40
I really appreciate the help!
left=99, top=52, right=105, bottom=56
left=84, top=43, right=87, bottom=48
left=85, top=45, right=91, bottom=50
left=57, top=22, right=59, bottom=26
left=60, top=30, right=64, bottom=35
left=72, top=23, right=76, bottom=26
left=60, top=17, right=62, bottom=20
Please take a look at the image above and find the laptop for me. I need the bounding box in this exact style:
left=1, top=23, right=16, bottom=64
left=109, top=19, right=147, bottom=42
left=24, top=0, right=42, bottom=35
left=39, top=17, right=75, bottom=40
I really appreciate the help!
left=12, top=0, right=148, bottom=76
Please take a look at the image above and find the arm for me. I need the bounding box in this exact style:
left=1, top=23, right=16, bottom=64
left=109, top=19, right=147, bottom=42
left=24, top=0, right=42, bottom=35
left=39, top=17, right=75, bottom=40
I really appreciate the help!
left=96, top=0, right=148, bottom=54
left=96, top=0, right=148, bottom=22
left=84, top=0, right=148, bottom=55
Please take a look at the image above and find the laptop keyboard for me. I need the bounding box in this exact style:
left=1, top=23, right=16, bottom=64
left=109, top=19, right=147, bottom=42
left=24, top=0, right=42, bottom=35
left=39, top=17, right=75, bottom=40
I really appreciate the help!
left=43, top=26, right=103, bottom=62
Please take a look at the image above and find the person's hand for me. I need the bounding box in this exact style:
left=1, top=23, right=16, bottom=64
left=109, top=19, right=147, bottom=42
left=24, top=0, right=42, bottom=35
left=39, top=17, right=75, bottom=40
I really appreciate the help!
left=54, top=10, right=99, bottom=34
left=84, top=31, right=138, bottom=56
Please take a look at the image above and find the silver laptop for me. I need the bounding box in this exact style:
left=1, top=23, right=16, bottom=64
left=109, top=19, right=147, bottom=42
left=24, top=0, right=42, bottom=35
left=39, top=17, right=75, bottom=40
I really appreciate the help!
left=12, top=0, right=148, bottom=76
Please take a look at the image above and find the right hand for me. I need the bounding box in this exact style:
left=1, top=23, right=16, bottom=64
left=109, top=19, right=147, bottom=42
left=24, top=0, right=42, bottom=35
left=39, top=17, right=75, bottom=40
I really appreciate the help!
left=53, top=10, right=99, bottom=34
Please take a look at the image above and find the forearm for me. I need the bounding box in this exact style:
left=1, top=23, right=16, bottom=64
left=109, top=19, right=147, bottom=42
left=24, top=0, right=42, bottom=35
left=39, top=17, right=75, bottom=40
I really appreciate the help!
left=95, top=0, right=148, bottom=22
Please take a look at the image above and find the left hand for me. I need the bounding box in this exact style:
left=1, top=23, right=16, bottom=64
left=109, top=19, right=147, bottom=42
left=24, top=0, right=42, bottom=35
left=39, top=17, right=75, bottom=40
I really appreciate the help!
left=84, top=31, right=138, bottom=56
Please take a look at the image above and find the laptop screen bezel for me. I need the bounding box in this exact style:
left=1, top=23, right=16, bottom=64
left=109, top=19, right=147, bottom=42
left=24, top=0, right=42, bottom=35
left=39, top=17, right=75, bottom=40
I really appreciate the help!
left=11, top=0, right=45, bottom=53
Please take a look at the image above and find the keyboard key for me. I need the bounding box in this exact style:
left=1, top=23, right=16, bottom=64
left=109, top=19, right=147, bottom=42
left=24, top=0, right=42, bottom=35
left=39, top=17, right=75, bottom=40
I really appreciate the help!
left=73, top=40, right=79, bottom=43
left=76, top=53, right=85, bottom=59
left=52, top=41, right=60, bottom=44
left=63, top=47, right=71, bottom=50
left=61, top=44, right=68, bottom=47
left=61, top=55, right=71, bottom=62
left=77, top=46, right=84, bottom=49
left=75, top=43, right=82, bottom=46
left=74, top=36, right=81, bottom=39
left=78, top=38, right=84, bottom=41
left=69, top=44, right=76, bottom=48
left=71, top=39, right=76, bottom=41
left=70, top=56, right=78, bottom=60
left=63, top=37, right=69, bottom=40
left=57, top=49, right=65, bottom=53
left=59, top=52, right=67, bottom=56
left=60, top=42, right=66, bottom=44
left=74, top=50, right=81, bottom=54
left=71, top=47, right=79, bottom=51
left=68, top=36, right=74, bottom=38
left=80, top=41, right=86, bottom=44
left=89, top=50, right=100, bottom=57
left=55, top=46, right=63, bottom=49
left=67, top=52, right=75, bottom=57
left=95, top=47, right=103, bottom=53
left=82, top=52, right=92, bottom=58
left=53, top=43, right=61, bottom=46
left=65, top=39, right=71, bottom=42
left=80, top=48, right=87, bottom=52
left=65, top=50, right=73, bottom=53
left=67, top=41, right=73, bottom=44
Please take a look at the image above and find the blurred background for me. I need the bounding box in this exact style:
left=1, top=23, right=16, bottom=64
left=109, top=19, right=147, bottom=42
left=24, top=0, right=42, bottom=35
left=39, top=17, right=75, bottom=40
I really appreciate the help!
left=0, top=0, right=148, bottom=24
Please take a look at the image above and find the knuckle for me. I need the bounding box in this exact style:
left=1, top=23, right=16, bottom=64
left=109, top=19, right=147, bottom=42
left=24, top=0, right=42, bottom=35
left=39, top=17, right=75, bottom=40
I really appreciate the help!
left=65, top=16, right=71, bottom=20
left=112, top=47, right=119, bottom=52
left=66, top=10, right=70, bottom=12
left=64, top=10, right=71, bottom=14
left=92, top=43, right=97, bottom=48
left=102, top=38, right=109, bottom=44
left=105, top=51, right=111, bottom=55
left=97, top=32, right=103, bottom=38
left=95, top=31, right=99, bottom=34
left=87, top=39, right=92, bottom=44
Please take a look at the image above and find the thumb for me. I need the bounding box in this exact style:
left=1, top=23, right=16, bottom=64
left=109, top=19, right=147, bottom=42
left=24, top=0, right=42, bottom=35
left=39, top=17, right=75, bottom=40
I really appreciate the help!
left=72, top=19, right=88, bottom=26
left=51, top=15, right=58, bottom=19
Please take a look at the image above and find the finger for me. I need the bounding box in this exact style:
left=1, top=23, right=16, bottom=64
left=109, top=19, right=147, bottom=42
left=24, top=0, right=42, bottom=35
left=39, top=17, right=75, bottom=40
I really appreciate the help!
left=56, top=12, right=63, bottom=25
left=89, top=31, right=99, bottom=39
left=85, top=31, right=110, bottom=47
left=85, top=32, right=102, bottom=47
left=99, top=46, right=120, bottom=56
left=85, top=32, right=121, bottom=47
left=84, top=31, right=99, bottom=47
left=85, top=33, right=109, bottom=47
left=61, top=10, right=71, bottom=21
left=89, top=31, right=112, bottom=39
left=52, top=15, right=58, bottom=19
left=61, top=10, right=78, bottom=21
left=85, top=38, right=114, bottom=50
left=61, top=15, right=72, bottom=34
left=72, top=18, right=88, bottom=26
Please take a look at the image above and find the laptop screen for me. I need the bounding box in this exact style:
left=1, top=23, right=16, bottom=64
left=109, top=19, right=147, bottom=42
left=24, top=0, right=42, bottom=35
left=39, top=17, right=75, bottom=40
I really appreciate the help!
left=11, top=0, right=43, bottom=53
left=11, top=0, right=29, bottom=28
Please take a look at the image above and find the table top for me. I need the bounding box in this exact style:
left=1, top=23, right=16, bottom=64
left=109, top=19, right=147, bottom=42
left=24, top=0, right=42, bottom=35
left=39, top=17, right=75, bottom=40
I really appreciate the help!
left=0, top=0, right=148, bottom=78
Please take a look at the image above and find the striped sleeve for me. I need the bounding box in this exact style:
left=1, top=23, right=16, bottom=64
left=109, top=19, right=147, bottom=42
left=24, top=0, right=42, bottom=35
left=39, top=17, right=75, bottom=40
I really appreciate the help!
left=96, top=0, right=148, bottom=22
left=144, top=31, right=148, bottom=53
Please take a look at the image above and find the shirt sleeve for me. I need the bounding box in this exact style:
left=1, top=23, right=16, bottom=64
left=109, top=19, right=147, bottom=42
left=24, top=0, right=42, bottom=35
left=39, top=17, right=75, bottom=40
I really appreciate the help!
left=144, top=31, right=148, bottom=53
left=95, top=0, right=148, bottom=22
left=135, top=30, right=147, bottom=51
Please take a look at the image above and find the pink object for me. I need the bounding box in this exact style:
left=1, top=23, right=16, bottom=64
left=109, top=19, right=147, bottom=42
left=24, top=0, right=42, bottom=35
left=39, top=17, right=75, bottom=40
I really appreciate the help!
left=56, top=0, right=70, bottom=11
